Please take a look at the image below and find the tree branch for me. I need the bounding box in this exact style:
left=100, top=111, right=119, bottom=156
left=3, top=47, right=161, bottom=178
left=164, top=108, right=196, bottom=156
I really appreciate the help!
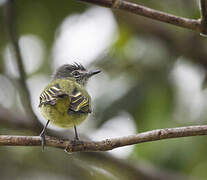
left=4, top=0, right=40, bottom=126
left=200, top=0, right=207, bottom=34
left=0, top=107, right=192, bottom=180
left=1, top=125, right=207, bottom=152
left=78, top=0, right=202, bottom=33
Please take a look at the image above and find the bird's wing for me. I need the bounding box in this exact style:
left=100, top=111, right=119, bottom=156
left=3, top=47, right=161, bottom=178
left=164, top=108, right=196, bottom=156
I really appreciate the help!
left=68, top=87, right=91, bottom=114
left=39, top=83, right=68, bottom=107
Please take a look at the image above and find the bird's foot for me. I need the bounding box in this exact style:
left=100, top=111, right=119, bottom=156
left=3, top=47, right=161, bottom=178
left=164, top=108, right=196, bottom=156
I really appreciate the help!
left=72, top=137, right=83, bottom=146
left=64, top=137, right=83, bottom=153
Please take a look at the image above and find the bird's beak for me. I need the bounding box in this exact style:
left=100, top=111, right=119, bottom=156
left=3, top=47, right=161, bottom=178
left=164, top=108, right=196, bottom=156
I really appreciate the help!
left=88, top=69, right=101, bottom=77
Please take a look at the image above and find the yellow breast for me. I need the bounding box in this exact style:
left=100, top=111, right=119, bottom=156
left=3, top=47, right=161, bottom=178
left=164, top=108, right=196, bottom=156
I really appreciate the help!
left=40, top=97, right=88, bottom=128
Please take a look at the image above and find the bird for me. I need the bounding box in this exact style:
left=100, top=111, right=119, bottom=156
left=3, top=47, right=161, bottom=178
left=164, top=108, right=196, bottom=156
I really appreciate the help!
left=38, top=62, right=101, bottom=150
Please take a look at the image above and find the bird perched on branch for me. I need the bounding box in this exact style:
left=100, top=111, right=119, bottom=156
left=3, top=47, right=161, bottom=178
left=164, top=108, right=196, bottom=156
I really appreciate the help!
left=38, top=63, right=101, bottom=150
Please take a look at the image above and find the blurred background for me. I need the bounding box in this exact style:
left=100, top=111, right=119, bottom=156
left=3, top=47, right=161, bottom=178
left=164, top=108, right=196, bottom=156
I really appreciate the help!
left=0, top=0, right=207, bottom=179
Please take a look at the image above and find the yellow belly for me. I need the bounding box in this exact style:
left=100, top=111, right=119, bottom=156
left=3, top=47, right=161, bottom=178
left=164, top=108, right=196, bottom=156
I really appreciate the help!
left=40, top=98, right=88, bottom=128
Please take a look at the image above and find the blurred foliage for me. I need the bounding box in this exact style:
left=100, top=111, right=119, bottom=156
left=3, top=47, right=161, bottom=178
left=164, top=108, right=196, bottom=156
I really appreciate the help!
left=1, top=0, right=207, bottom=179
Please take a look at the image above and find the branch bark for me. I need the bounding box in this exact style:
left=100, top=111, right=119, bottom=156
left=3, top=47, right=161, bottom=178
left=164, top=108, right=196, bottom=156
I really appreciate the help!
left=78, top=0, right=205, bottom=33
left=1, top=125, right=207, bottom=152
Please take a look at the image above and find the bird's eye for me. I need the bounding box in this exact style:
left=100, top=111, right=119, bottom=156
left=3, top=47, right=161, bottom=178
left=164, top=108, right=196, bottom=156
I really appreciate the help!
left=72, top=71, right=80, bottom=77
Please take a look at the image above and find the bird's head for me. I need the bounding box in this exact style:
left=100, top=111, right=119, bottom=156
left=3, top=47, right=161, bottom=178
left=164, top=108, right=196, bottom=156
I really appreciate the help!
left=52, top=63, right=101, bottom=86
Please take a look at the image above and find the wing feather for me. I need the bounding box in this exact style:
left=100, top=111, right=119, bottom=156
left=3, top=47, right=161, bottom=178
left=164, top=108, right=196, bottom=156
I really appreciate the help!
left=39, top=83, right=67, bottom=107
left=68, top=87, right=91, bottom=114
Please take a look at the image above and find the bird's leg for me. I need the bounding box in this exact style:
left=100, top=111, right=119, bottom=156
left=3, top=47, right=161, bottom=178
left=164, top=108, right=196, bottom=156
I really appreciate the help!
left=74, top=125, right=79, bottom=141
left=40, top=120, right=50, bottom=151
left=72, top=125, right=83, bottom=145
left=64, top=125, right=83, bottom=153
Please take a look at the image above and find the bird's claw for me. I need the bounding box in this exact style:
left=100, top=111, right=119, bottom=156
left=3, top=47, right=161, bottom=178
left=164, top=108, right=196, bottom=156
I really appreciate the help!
left=40, top=131, right=46, bottom=151
left=72, top=137, right=83, bottom=146
left=64, top=138, right=83, bottom=153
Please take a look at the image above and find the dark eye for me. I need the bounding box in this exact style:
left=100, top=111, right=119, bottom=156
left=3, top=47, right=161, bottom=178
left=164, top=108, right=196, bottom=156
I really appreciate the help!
left=72, top=71, right=80, bottom=76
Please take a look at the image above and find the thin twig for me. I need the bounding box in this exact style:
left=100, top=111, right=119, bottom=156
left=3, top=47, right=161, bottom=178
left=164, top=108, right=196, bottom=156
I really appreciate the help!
left=4, top=0, right=40, bottom=126
left=1, top=125, right=207, bottom=152
left=78, top=0, right=201, bottom=32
